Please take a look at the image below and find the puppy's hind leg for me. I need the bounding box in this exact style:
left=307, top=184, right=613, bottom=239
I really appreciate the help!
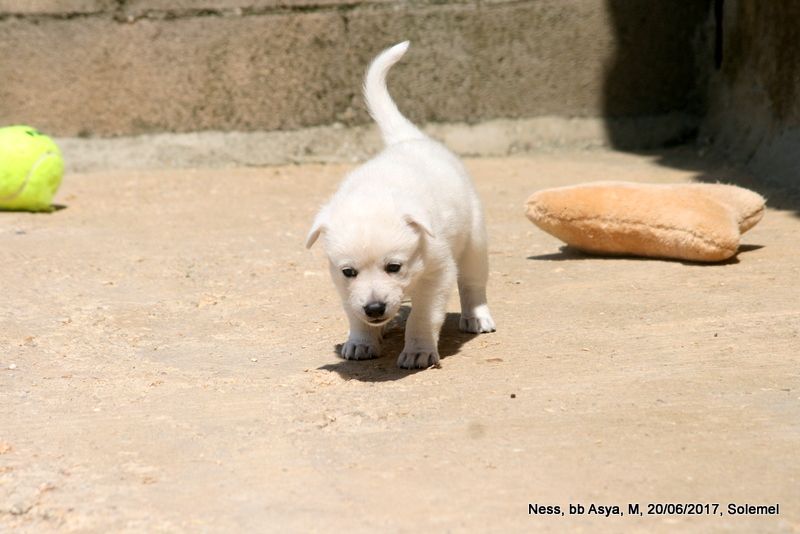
left=457, top=231, right=496, bottom=334
left=398, top=261, right=455, bottom=369
left=340, top=309, right=382, bottom=360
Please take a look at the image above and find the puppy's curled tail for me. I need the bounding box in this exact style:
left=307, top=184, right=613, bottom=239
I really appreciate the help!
left=364, top=41, right=426, bottom=146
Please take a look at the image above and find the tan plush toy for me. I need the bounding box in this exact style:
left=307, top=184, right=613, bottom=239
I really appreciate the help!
left=525, top=182, right=765, bottom=262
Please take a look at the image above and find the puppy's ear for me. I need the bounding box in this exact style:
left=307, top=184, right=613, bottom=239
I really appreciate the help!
left=306, top=205, right=330, bottom=249
left=403, top=210, right=434, bottom=239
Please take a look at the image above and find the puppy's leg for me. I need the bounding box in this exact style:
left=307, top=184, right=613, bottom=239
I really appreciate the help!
left=340, top=310, right=382, bottom=360
left=457, top=230, right=496, bottom=334
left=398, top=261, right=455, bottom=369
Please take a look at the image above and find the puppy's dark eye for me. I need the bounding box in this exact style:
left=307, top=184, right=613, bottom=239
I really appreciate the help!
left=385, top=263, right=402, bottom=274
left=342, top=267, right=358, bottom=278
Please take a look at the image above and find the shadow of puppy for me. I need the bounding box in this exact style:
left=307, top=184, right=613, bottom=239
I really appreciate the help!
left=319, top=306, right=478, bottom=382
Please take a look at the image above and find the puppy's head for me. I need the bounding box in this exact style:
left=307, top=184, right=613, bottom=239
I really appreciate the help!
left=306, top=197, right=432, bottom=327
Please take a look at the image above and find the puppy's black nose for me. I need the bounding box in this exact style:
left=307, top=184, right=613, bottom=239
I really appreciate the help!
left=364, top=301, right=386, bottom=318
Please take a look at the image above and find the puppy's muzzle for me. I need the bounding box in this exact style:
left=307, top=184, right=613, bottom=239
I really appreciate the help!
left=364, top=301, right=387, bottom=319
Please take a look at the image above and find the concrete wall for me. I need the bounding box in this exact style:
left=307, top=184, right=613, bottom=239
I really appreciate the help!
left=0, top=0, right=708, bottom=142
left=703, top=0, right=800, bottom=189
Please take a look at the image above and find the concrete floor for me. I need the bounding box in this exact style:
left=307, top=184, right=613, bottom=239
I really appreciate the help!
left=1, top=148, right=798, bottom=532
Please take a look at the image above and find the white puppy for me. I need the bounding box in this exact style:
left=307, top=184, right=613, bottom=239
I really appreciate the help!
left=306, top=41, right=495, bottom=369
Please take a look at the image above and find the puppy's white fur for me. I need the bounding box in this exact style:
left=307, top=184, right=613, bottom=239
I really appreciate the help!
left=306, top=41, right=495, bottom=369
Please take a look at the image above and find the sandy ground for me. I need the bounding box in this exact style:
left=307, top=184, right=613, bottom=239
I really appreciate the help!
left=1, top=148, right=798, bottom=532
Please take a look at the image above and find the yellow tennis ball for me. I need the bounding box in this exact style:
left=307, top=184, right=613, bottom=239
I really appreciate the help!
left=0, top=125, right=64, bottom=212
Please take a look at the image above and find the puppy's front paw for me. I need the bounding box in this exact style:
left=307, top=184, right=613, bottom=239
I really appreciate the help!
left=460, top=312, right=496, bottom=334
left=340, top=339, right=380, bottom=360
left=397, top=348, right=440, bottom=369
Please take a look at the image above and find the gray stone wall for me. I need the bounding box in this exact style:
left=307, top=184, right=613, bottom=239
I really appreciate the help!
left=0, top=0, right=709, bottom=138
left=703, top=0, right=800, bottom=189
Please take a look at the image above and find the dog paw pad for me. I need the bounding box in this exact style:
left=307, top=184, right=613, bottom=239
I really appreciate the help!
left=459, top=315, right=496, bottom=334
left=397, top=349, right=440, bottom=369
left=340, top=341, right=380, bottom=360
